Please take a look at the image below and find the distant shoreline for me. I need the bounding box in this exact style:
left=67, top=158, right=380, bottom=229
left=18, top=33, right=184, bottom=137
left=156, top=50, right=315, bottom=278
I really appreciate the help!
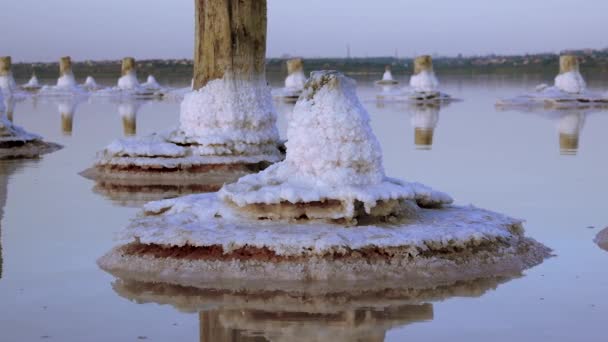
left=9, top=48, right=608, bottom=82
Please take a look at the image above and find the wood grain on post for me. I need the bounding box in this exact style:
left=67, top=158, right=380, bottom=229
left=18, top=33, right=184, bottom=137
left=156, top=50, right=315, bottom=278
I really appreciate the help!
left=413, top=55, right=433, bottom=75
left=559, top=55, right=579, bottom=74
left=122, top=57, right=136, bottom=76
left=59, top=56, right=72, bottom=76
left=193, top=0, right=267, bottom=90
left=0, top=56, right=11, bottom=76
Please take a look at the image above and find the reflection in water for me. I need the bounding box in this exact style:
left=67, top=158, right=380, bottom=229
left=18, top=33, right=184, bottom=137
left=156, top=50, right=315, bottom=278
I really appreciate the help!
left=57, top=98, right=81, bottom=136
left=409, top=103, right=441, bottom=150
left=0, top=161, right=25, bottom=280
left=118, top=99, right=141, bottom=137
left=557, top=112, right=585, bottom=155
left=3, top=96, right=15, bottom=122
left=110, top=275, right=519, bottom=342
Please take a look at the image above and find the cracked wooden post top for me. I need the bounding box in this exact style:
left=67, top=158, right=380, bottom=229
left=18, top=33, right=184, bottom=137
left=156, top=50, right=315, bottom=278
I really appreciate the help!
left=59, top=56, right=72, bottom=76
left=559, top=55, right=579, bottom=74
left=193, top=0, right=267, bottom=90
left=122, top=57, right=136, bottom=76
left=0, top=57, right=11, bottom=76
left=414, top=55, right=433, bottom=75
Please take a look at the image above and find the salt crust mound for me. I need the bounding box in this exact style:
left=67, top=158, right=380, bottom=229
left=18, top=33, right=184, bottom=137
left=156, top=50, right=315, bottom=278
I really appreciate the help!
left=595, top=227, right=608, bottom=252
left=23, top=75, right=41, bottom=90
left=83, top=76, right=99, bottom=90
left=0, top=74, right=18, bottom=94
left=378, top=71, right=453, bottom=103
left=94, top=77, right=282, bottom=172
left=141, top=75, right=161, bottom=90
left=285, top=71, right=306, bottom=91
left=0, top=115, right=62, bottom=159
left=410, top=70, right=439, bottom=92
left=117, top=72, right=139, bottom=90
left=221, top=71, right=451, bottom=214
left=98, top=71, right=550, bottom=284
left=497, top=71, right=608, bottom=109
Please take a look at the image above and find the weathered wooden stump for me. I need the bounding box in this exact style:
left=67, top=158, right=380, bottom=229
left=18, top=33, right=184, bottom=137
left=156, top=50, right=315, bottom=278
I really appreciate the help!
left=59, top=56, right=73, bottom=76
left=0, top=57, right=11, bottom=76
left=122, top=57, right=136, bottom=76
left=559, top=55, right=579, bottom=74
left=414, top=55, right=433, bottom=75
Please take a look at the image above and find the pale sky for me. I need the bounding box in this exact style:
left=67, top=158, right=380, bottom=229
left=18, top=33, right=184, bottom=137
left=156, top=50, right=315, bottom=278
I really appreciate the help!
left=2, top=0, right=607, bottom=62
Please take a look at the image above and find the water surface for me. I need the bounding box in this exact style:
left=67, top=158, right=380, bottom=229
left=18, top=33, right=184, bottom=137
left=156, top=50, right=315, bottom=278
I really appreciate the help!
left=1, top=74, right=607, bottom=341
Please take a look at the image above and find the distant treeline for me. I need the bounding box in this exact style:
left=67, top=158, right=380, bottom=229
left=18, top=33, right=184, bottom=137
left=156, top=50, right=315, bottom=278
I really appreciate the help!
left=11, top=48, right=608, bottom=81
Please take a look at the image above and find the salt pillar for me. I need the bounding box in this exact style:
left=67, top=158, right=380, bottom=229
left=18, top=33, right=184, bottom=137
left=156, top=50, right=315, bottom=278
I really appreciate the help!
left=57, top=56, right=77, bottom=88
left=285, top=58, right=306, bottom=90
left=118, top=57, right=139, bottom=90
left=554, top=55, right=586, bottom=94
left=382, top=65, right=394, bottom=81
left=0, top=57, right=17, bottom=93
left=410, top=55, right=439, bottom=92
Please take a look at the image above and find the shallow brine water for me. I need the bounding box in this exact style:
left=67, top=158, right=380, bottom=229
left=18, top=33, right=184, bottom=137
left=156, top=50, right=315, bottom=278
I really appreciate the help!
left=1, top=74, right=607, bottom=341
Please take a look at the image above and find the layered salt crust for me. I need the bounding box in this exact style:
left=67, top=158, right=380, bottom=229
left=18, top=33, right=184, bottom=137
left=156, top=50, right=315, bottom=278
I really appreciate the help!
left=497, top=55, right=608, bottom=109
left=99, top=71, right=550, bottom=285
left=1, top=93, right=62, bottom=158
left=91, top=76, right=282, bottom=181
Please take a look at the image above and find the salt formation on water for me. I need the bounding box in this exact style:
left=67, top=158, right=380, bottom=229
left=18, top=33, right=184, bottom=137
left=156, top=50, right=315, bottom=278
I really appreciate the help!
left=497, top=55, right=608, bottom=108
left=99, top=71, right=550, bottom=286
left=117, top=57, right=140, bottom=90
left=405, top=55, right=453, bottom=102
left=141, top=75, right=161, bottom=90
left=22, top=73, right=42, bottom=91
left=108, top=275, right=517, bottom=342
left=375, top=65, right=399, bottom=85
left=595, top=228, right=608, bottom=252
left=92, top=57, right=163, bottom=98
left=0, top=91, right=62, bottom=159
left=82, top=76, right=100, bottom=90
left=273, top=58, right=307, bottom=102
left=56, top=56, right=78, bottom=88
left=410, top=103, right=441, bottom=150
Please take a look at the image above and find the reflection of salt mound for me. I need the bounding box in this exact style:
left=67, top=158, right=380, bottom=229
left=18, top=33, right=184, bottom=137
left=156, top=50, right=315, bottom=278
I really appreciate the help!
left=118, top=100, right=140, bottom=136
left=410, top=103, right=441, bottom=149
left=57, top=99, right=80, bottom=136
left=273, top=58, right=307, bottom=102
left=497, top=55, right=608, bottom=109
left=0, top=94, right=62, bottom=158
left=557, top=112, right=585, bottom=155
left=108, top=275, right=516, bottom=342
left=594, top=228, right=608, bottom=252
left=82, top=76, right=99, bottom=90
left=86, top=76, right=282, bottom=189
left=99, top=71, right=550, bottom=286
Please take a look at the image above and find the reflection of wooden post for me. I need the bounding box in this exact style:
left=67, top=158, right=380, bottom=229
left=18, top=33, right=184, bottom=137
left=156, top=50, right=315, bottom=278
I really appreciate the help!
left=413, top=55, right=433, bottom=75
left=61, top=114, right=73, bottom=136
left=559, top=134, right=578, bottom=155
left=0, top=56, right=11, bottom=76
left=193, top=0, right=267, bottom=90
left=199, top=311, right=233, bottom=342
left=559, top=55, right=579, bottom=74
left=122, top=116, right=136, bottom=136
left=415, top=128, right=434, bottom=148
left=122, top=57, right=136, bottom=76
left=59, top=56, right=72, bottom=76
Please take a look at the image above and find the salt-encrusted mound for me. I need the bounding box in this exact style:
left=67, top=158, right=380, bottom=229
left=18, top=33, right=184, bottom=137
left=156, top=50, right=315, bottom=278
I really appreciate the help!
left=103, top=276, right=517, bottom=341
left=82, top=76, right=100, bottom=90
left=87, top=76, right=282, bottom=192
left=375, top=66, right=399, bottom=86
left=273, top=59, right=307, bottom=102
left=22, top=74, right=41, bottom=91
left=141, top=75, right=161, bottom=90
left=595, top=227, right=608, bottom=252
left=99, top=71, right=550, bottom=285
left=0, top=114, right=62, bottom=159
left=497, top=56, right=608, bottom=109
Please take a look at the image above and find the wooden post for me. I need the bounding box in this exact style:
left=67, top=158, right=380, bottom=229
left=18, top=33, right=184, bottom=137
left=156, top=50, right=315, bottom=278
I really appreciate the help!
left=193, top=0, right=267, bottom=90
left=559, top=55, right=579, bottom=74
left=0, top=56, right=11, bottom=76
left=122, top=57, right=136, bottom=76
left=413, top=55, right=433, bottom=75
left=286, top=58, right=303, bottom=75
left=59, top=56, right=72, bottom=76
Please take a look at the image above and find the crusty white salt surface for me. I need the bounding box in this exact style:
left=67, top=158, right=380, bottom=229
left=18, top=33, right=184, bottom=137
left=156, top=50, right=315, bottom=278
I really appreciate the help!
left=83, top=76, right=99, bottom=90
left=410, top=70, right=439, bottom=92
left=0, top=74, right=18, bottom=95
left=23, top=75, right=41, bottom=90
left=99, top=71, right=550, bottom=285
left=57, top=73, right=77, bottom=88
left=274, top=71, right=307, bottom=101
left=0, top=113, right=62, bottom=159
left=91, top=76, right=282, bottom=179
left=595, top=227, right=608, bottom=252
left=141, top=75, right=161, bottom=90
left=117, top=72, right=140, bottom=90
